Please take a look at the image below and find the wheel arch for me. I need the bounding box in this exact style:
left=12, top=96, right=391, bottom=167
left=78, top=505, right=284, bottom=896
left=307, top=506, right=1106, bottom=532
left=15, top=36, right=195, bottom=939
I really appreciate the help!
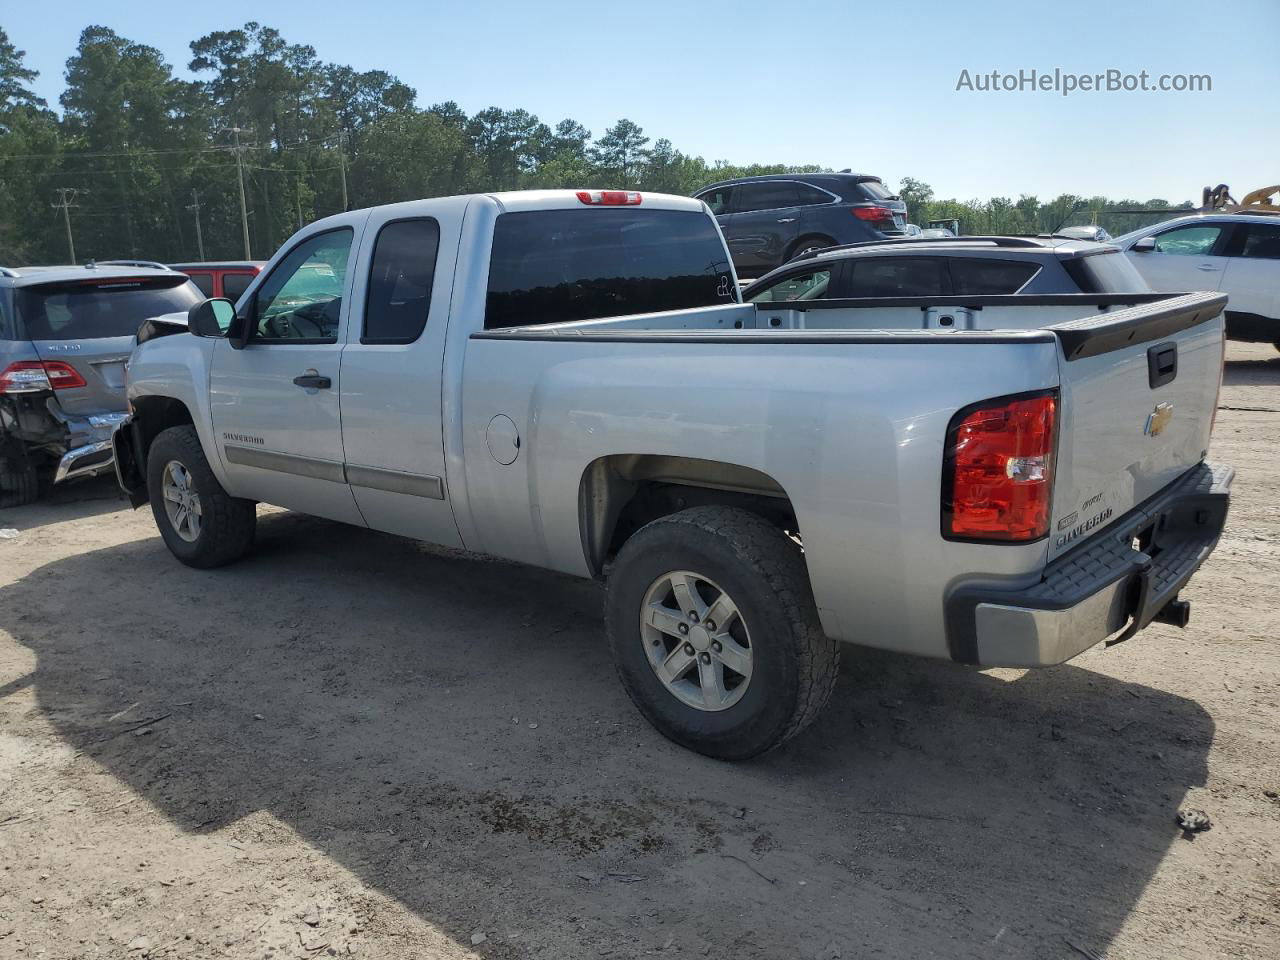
left=129, top=395, right=197, bottom=478
left=578, top=454, right=798, bottom=576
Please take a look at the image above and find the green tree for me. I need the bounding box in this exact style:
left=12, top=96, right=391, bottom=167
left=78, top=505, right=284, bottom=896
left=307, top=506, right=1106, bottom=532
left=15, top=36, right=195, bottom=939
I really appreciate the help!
left=590, top=118, right=649, bottom=188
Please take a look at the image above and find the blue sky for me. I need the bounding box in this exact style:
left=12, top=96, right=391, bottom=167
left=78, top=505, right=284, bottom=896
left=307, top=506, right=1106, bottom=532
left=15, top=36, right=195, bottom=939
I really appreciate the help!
left=7, top=0, right=1277, bottom=203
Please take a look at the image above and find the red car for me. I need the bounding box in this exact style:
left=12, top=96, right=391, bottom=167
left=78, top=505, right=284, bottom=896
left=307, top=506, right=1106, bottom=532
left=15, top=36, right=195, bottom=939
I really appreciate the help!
left=168, top=261, right=264, bottom=303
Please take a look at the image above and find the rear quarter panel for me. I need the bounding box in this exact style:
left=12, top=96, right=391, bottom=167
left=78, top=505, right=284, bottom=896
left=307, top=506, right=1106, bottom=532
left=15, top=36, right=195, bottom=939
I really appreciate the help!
left=459, top=336, right=1062, bottom=658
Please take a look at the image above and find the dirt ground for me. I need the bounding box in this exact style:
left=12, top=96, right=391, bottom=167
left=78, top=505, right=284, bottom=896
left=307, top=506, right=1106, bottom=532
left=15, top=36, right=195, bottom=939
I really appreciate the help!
left=0, top=342, right=1277, bottom=960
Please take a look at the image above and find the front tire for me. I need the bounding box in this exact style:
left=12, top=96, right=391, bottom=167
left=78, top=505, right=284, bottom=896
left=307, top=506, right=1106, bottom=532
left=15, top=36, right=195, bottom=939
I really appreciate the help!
left=147, top=425, right=255, bottom=568
left=606, top=506, right=839, bottom=759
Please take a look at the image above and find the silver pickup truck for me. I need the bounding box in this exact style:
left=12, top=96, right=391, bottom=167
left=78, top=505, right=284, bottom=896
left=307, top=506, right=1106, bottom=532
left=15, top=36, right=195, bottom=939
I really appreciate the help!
left=113, top=190, right=1232, bottom=759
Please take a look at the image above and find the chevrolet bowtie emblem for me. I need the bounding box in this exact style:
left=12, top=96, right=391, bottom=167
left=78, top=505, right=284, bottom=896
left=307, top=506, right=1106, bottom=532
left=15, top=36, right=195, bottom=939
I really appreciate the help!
left=1145, top=402, right=1174, bottom=437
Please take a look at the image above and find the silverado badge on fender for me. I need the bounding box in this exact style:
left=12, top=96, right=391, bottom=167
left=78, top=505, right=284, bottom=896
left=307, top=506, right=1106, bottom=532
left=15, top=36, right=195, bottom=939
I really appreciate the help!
left=1146, top=402, right=1174, bottom=437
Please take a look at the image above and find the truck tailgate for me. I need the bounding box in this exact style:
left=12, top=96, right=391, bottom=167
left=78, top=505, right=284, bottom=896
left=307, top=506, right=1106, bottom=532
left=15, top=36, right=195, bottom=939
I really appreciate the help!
left=1047, top=292, right=1226, bottom=562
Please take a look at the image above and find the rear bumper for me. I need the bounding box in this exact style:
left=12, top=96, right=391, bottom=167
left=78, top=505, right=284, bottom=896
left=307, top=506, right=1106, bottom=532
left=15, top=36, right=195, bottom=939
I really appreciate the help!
left=52, top=411, right=129, bottom=484
left=946, top=461, right=1233, bottom=667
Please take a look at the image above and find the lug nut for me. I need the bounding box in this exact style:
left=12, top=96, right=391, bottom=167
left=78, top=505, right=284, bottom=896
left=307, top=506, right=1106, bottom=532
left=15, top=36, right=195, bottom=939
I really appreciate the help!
left=704, top=620, right=716, bottom=632
left=688, top=611, right=699, bottom=624
left=711, top=640, right=722, bottom=653
left=699, top=652, right=712, bottom=664
left=683, top=643, right=695, bottom=656
left=677, top=623, right=689, bottom=635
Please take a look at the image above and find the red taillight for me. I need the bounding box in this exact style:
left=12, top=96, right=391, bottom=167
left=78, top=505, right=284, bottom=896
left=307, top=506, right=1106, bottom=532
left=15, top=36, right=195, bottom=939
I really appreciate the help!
left=576, top=190, right=642, bottom=206
left=42, top=360, right=87, bottom=389
left=0, top=360, right=85, bottom=394
left=943, top=392, right=1057, bottom=542
left=852, top=205, right=894, bottom=222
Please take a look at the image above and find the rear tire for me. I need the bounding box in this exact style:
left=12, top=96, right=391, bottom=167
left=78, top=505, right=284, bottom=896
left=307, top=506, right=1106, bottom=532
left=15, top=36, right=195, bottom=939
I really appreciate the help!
left=0, top=441, right=40, bottom=508
left=789, top=235, right=835, bottom=261
left=605, top=506, right=839, bottom=759
left=147, top=425, right=255, bottom=568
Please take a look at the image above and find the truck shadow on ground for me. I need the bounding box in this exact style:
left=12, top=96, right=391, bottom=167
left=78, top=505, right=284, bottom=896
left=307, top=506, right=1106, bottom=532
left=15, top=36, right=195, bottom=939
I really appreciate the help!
left=1, top=509, right=1212, bottom=960
left=0, top=472, right=127, bottom=532
left=1223, top=352, right=1280, bottom=387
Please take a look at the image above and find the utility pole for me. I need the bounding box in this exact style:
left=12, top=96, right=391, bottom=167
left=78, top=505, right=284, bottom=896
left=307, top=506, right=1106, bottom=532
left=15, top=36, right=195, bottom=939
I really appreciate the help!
left=52, top=188, right=80, bottom=263
left=337, top=130, right=349, bottom=212
left=187, top=188, right=206, bottom=261
left=230, top=127, right=251, bottom=259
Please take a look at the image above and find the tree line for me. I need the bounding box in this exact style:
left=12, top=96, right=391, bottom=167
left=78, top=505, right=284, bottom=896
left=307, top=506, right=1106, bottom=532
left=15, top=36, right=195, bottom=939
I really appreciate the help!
left=0, top=24, right=1193, bottom=265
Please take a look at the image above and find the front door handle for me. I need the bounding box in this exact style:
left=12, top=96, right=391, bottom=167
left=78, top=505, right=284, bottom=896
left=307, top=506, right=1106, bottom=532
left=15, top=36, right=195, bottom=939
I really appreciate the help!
left=776, top=217, right=797, bottom=223
left=293, top=372, right=331, bottom=389
left=1196, top=263, right=1219, bottom=271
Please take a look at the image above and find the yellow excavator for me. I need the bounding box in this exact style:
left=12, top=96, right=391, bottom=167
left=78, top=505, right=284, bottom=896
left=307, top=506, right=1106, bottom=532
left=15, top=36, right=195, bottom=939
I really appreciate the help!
left=1200, top=182, right=1280, bottom=213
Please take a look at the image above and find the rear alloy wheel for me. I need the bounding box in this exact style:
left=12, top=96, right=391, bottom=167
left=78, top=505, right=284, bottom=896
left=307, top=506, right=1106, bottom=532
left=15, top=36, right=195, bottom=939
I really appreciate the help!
left=640, top=570, right=754, bottom=712
left=607, top=506, right=840, bottom=759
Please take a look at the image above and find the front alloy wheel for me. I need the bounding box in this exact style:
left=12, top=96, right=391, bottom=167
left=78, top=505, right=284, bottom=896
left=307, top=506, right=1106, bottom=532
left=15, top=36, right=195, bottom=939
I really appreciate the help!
left=161, top=460, right=202, bottom=542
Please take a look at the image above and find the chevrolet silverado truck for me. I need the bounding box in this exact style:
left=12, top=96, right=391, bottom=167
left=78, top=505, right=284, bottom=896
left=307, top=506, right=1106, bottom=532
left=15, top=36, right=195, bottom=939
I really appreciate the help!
left=113, top=190, right=1232, bottom=759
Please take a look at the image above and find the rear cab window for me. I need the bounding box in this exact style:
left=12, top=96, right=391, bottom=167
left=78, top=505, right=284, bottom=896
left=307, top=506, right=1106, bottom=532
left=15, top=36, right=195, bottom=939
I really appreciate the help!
left=485, top=208, right=735, bottom=329
left=15, top=276, right=203, bottom=340
left=363, top=218, right=440, bottom=343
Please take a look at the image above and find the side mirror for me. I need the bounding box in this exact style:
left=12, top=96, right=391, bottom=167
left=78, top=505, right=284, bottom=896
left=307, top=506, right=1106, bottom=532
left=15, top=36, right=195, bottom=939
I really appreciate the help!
left=1131, top=236, right=1157, bottom=253
left=188, top=298, right=236, bottom=338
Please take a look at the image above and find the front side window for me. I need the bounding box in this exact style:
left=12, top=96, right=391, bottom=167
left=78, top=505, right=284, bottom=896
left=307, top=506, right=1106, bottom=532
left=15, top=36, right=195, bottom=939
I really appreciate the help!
left=750, top=269, right=832, bottom=302
left=848, top=257, right=946, bottom=297
left=1238, top=223, right=1280, bottom=259
left=949, top=259, right=1040, bottom=295
left=734, top=181, right=801, bottom=213
left=363, top=218, right=440, bottom=344
left=698, top=187, right=734, bottom=215
left=485, top=209, right=735, bottom=329
left=252, top=229, right=353, bottom=342
left=1152, top=225, right=1222, bottom=256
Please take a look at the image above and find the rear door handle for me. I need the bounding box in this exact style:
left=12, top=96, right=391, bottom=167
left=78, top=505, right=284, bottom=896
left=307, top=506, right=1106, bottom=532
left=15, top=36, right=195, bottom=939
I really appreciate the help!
left=776, top=217, right=797, bottom=223
left=292, top=373, right=331, bottom=389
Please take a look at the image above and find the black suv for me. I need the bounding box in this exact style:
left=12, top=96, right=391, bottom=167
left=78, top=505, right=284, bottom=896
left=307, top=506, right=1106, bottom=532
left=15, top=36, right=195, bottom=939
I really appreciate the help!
left=693, top=173, right=907, bottom=276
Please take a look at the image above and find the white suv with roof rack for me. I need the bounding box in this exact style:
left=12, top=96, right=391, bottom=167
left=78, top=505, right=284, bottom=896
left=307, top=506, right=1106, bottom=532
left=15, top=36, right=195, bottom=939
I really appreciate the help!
left=1114, top=212, right=1280, bottom=347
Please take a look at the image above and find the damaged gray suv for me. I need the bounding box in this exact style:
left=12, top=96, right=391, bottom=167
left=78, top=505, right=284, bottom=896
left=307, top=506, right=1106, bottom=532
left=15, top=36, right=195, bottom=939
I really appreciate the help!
left=0, top=263, right=203, bottom=506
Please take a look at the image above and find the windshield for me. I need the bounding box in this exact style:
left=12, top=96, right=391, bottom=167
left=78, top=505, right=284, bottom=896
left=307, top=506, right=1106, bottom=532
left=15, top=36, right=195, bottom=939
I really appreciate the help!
left=485, top=208, right=736, bottom=329
left=17, top=276, right=203, bottom=340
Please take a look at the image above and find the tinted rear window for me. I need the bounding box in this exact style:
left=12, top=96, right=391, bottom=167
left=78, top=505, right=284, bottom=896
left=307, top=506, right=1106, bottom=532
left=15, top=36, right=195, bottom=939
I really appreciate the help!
left=485, top=209, right=735, bottom=329
left=1074, top=250, right=1151, bottom=294
left=856, top=180, right=896, bottom=201
left=848, top=257, right=946, bottom=297
left=16, top=276, right=203, bottom=340
left=949, top=259, right=1040, bottom=295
